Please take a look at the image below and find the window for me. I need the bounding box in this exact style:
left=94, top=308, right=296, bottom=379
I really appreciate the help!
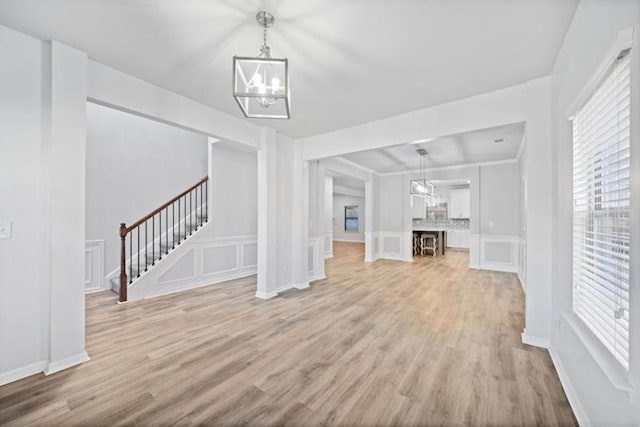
left=344, top=206, right=359, bottom=231
left=572, top=49, right=631, bottom=370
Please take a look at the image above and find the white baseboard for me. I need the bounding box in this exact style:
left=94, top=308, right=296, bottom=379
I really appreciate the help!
left=324, top=253, right=334, bottom=259
left=521, top=331, right=551, bottom=349
left=333, top=239, right=365, bottom=243
left=276, top=282, right=311, bottom=294
left=133, top=269, right=256, bottom=302
left=44, top=351, right=89, bottom=376
left=309, top=274, right=326, bottom=282
left=482, top=262, right=518, bottom=273
left=469, top=261, right=518, bottom=273
left=0, top=360, right=46, bottom=386
left=277, top=284, right=294, bottom=293
left=378, top=254, right=412, bottom=263
left=469, top=234, right=520, bottom=274
left=517, top=271, right=526, bottom=293
left=549, top=346, right=590, bottom=427
left=255, top=290, right=278, bottom=299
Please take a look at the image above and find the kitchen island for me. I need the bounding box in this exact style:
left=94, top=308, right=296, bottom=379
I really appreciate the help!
left=412, top=228, right=446, bottom=256
left=412, top=218, right=470, bottom=256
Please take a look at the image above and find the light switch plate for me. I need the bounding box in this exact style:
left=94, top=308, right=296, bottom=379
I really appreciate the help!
left=0, top=222, right=11, bottom=239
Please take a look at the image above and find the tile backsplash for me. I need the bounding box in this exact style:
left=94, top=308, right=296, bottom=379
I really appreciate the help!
left=412, top=218, right=470, bottom=230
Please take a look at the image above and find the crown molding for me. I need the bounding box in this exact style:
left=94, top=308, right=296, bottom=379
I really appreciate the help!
left=377, top=157, right=519, bottom=176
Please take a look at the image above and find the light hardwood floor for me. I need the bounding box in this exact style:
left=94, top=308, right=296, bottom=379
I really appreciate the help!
left=0, top=242, right=576, bottom=426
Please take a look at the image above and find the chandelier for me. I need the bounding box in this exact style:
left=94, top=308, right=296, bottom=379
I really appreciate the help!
left=410, top=149, right=438, bottom=204
left=233, top=11, right=290, bottom=119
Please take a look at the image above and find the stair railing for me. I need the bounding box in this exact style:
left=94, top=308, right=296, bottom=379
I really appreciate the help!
left=119, top=176, right=209, bottom=302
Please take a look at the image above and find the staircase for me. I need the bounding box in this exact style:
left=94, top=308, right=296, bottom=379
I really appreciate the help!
left=112, top=176, right=209, bottom=302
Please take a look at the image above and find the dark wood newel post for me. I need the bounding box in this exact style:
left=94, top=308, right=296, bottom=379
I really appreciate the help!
left=119, top=223, right=128, bottom=303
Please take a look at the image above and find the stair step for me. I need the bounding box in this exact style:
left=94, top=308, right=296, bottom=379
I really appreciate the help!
left=110, top=266, right=141, bottom=294
left=111, top=218, right=207, bottom=294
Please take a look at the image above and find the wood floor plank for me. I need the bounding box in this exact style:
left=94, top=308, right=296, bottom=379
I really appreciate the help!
left=0, top=242, right=577, bottom=426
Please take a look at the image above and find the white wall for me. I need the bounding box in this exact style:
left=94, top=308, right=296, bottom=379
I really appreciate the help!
left=0, top=24, right=49, bottom=383
left=210, top=143, right=257, bottom=237
left=518, top=137, right=527, bottom=289
left=378, top=174, right=404, bottom=232
left=88, top=61, right=262, bottom=149
left=479, top=162, right=519, bottom=236
left=0, top=25, right=88, bottom=384
left=86, top=102, right=208, bottom=276
left=333, top=194, right=365, bottom=242
left=276, top=134, right=294, bottom=289
left=550, top=1, right=640, bottom=425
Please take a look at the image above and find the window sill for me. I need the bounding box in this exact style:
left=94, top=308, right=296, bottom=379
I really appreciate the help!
left=561, top=311, right=635, bottom=401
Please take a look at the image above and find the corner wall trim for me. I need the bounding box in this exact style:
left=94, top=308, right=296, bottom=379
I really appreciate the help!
left=517, top=271, right=526, bottom=293
left=521, top=331, right=550, bottom=349
left=255, top=290, right=278, bottom=299
left=44, top=351, right=89, bottom=376
left=0, top=360, right=46, bottom=386
left=548, top=346, right=591, bottom=427
left=309, top=274, right=326, bottom=282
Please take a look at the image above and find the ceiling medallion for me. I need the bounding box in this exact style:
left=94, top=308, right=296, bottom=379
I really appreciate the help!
left=233, top=11, right=290, bottom=119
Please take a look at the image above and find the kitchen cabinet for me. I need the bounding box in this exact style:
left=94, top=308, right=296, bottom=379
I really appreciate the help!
left=449, top=188, right=470, bottom=219
left=446, top=230, right=470, bottom=249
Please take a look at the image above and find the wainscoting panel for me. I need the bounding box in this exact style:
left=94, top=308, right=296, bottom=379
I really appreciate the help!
left=518, top=239, right=527, bottom=291
left=364, top=231, right=376, bottom=262
left=469, top=234, right=520, bottom=273
left=84, top=240, right=105, bottom=292
left=202, top=245, right=238, bottom=275
left=158, top=249, right=197, bottom=283
left=308, top=236, right=325, bottom=282
left=377, top=231, right=412, bottom=262
left=126, top=229, right=258, bottom=301
left=383, top=236, right=401, bottom=254
left=242, top=243, right=258, bottom=268
left=323, top=232, right=333, bottom=258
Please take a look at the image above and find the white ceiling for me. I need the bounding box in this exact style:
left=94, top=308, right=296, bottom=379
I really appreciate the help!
left=0, top=1, right=577, bottom=139
left=338, top=122, right=525, bottom=174
left=332, top=175, right=366, bottom=192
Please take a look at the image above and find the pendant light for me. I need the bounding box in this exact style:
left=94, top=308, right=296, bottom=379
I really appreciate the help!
left=233, top=11, right=290, bottom=119
left=410, top=149, right=438, bottom=204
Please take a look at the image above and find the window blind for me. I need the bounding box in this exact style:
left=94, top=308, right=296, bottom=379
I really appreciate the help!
left=572, top=49, right=631, bottom=370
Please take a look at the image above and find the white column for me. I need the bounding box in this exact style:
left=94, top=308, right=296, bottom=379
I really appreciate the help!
left=364, top=175, right=377, bottom=262
left=256, top=127, right=278, bottom=299
left=206, top=137, right=220, bottom=222
left=323, top=175, right=334, bottom=258
left=46, top=41, right=89, bottom=374
left=313, top=161, right=326, bottom=280
left=468, top=166, right=481, bottom=268
left=522, top=76, right=553, bottom=347
left=402, top=173, right=414, bottom=262
left=291, top=144, right=309, bottom=288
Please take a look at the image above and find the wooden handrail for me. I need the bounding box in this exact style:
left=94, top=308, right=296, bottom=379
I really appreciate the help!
left=123, top=176, right=208, bottom=234
left=119, top=223, right=128, bottom=303
left=118, top=175, right=209, bottom=303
